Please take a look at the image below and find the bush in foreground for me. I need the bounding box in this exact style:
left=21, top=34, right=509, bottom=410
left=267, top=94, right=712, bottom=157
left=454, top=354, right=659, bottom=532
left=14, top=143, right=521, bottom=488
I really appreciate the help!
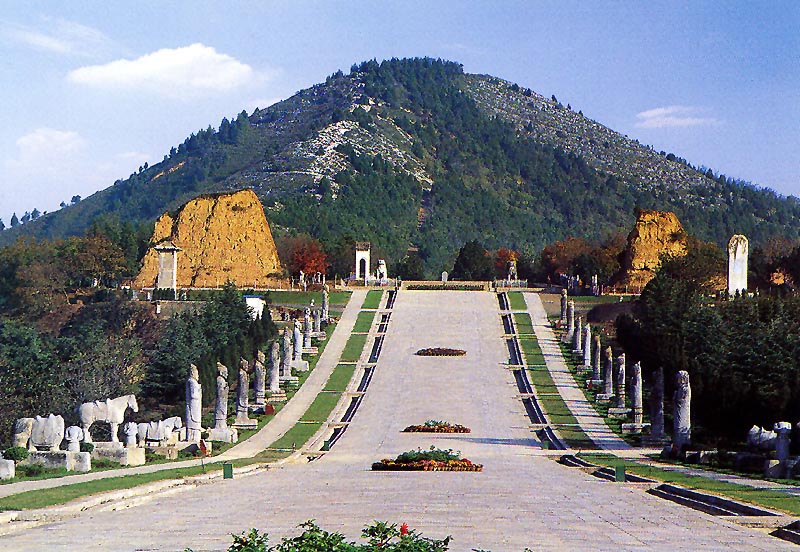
left=186, top=520, right=451, bottom=551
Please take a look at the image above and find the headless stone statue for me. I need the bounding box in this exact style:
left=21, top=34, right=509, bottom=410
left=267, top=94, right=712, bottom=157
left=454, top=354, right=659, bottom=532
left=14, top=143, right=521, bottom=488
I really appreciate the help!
left=185, top=364, right=203, bottom=442
left=253, top=351, right=266, bottom=406
left=673, top=370, right=691, bottom=451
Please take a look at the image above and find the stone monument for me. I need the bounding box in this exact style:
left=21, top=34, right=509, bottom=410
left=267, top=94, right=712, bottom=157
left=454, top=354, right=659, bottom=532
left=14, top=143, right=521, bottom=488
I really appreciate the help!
left=673, top=370, right=691, bottom=451
left=582, top=324, right=591, bottom=369
left=30, top=414, right=65, bottom=452
left=563, top=300, right=575, bottom=343
left=281, top=328, right=292, bottom=377
left=560, top=289, right=568, bottom=324
left=598, top=346, right=613, bottom=401
left=123, top=422, right=139, bottom=447
left=622, top=362, right=647, bottom=434
left=322, top=286, right=330, bottom=322
left=185, top=364, right=203, bottom=442
left=253, top=351, right=266, bottom=406
left=609, top=354, right=630, bottom=417
left=303, top=308, right=312, bottom=348
left=590, top=334, right=602, bottom=384
left=648, top=366, right=666, bottom=442
left=65, top=426, right=84, bottom=452
left=727, top=234, right=748, bottom=296
left=291, top=319, right=309, bottom=371
left=208, top=362, right=238, bottom=443
left=13, top=418, right=34, bottom=449
left=572, top=317, right=583, bottom=355
left=233, top=360, right=257, bottom=429
left=268, top=341, right=286, bottom=402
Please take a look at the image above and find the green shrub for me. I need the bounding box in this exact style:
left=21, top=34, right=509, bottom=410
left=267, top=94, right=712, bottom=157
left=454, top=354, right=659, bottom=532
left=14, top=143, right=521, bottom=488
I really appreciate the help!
left=3, top=446, right=29, bottom=461
left=80, top=442, right=95, bottom=453
left=16, top=463, right=44, bottom=477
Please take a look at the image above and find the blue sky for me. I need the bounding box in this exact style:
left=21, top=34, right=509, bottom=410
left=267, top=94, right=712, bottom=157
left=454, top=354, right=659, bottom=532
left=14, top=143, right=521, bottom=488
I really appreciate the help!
left=1, top=1, right=797, bottom=225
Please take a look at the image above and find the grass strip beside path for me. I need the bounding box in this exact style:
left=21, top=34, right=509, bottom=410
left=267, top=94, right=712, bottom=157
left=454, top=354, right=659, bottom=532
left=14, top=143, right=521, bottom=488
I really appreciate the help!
left=352, top=310, right=377, bottom=333
left=269, top=422, right=324, bottom=451
left=268, top=291, right=350, bottom=308
left=301, top=392, right=342, bottom=422
left=582, top=453, right=800, bottom=516
left=361, top=290, right=383, bottom=309
left=513, top=313, right=534, bottom=335
left=340, top=334, right=368, bottom=363
left=324, top=364, right=357, bottom=392
left=507, top=291, right=527, bottom=311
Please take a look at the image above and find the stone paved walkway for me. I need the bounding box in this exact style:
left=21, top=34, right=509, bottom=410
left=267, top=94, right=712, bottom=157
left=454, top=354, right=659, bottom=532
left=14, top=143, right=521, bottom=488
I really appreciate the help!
left=0, top=290, right=366, bottom=500
left=0, top=291, right=793, bottom=551
left=523, top=293, right=634, bottom=454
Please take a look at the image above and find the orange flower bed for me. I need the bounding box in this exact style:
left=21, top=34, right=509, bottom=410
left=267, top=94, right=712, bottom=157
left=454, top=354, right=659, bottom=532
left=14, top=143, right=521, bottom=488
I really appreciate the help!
left=403, top=421, right=471, bottom=433
left=415, top=347, right=466, bottom=357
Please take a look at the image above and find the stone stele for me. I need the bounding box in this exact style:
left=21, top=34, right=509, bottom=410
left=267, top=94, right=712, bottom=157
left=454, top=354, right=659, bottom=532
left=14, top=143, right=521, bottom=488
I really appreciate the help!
left=727, top=234, right=748, bottom=296
left=133, top=189, right=283, bottom=289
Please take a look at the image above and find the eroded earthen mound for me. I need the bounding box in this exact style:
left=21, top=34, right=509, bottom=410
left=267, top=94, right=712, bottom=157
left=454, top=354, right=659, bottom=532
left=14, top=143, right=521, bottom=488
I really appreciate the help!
left=134, top=189, right=283, bottom=289
left=615, top=210, right=687, bottom=289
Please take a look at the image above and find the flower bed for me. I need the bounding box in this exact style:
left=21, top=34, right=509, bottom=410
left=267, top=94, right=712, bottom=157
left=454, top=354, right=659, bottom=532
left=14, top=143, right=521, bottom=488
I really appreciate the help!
left=403, top=420, right=471, bottom=433
left=415, top=347, right=466, bottom=357
left=371, top=447, right=482, bottom=472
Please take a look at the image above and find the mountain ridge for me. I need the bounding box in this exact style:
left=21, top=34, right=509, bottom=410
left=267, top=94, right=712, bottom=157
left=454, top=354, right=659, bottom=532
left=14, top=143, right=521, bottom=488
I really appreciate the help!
left=2, top=57, right=797, bottom=275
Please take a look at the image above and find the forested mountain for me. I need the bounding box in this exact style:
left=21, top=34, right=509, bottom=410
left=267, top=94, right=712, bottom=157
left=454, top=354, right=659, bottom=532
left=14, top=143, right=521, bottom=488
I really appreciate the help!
left=3, top=57, right=798, bottom=275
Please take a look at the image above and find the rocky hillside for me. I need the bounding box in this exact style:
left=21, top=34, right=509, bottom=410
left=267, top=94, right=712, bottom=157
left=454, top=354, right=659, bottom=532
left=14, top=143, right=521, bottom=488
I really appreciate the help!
left=3, top=57, right=799, bottom=275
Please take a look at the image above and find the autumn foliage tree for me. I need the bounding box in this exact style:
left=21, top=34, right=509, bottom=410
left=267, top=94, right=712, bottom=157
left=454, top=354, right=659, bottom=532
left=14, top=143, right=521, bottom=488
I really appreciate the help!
left=277, top=234, right=328, bottom=277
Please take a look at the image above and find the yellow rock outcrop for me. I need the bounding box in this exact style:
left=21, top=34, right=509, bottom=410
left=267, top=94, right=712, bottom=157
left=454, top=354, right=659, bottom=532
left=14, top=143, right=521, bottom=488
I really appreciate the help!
left=615, top=210, right=687, bottom=289
left=134, top=189, right=283, bottom=289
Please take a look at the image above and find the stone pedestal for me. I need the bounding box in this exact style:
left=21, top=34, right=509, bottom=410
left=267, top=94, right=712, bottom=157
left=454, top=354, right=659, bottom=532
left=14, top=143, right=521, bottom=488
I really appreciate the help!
left=92, top=441, right=146, bottom=466
left=207, top=427, right=239, bottom=443
left=302, top=346, right=319, bottom=355
left=267, top=389, right=287, bottom=403
left=621, top=423, right=651, bottom=435
left=0, top=460, right=14, bottom=480
left=24, top=451, right=91, bottom=472
left=232, top=418, right=258, bottom=430
left=595, top=393, right=612, bottom=403
left=608, top=407, right=632, bottom=419
left=290, top=359, right=309, bottom=372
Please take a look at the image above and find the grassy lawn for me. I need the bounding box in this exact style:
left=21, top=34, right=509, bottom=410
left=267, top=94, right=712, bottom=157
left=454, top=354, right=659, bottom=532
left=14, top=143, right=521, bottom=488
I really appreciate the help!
left=352, top=310, right=376, bottom=333
left=340, top=334, right=368, bottom=362
left=269, top=422, right=323, bottom=451
left=300, top=392, right=342, bottom=422
left=324, top=364, right=357, bottom=392
left=518, top=337, right=545, bottom=364
left=268, top=290, right=350, bottom=308
left=581, top=453, right=800, bottom=516
left=361, top=290, right=383, bottom=309
left=507, top=291, right=527, bottom=311
left=513, top=313, right=534, bottom=335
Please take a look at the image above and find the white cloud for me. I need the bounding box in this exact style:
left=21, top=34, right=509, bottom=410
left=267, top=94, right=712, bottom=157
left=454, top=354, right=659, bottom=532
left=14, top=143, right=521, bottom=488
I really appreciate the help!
left=635, top=105, right=718, bottom=129
left=1, top=18, right=113, bottom=57
left=6, top=128, right=86, bottom=172
left=67, top=43, right=257, bottom=98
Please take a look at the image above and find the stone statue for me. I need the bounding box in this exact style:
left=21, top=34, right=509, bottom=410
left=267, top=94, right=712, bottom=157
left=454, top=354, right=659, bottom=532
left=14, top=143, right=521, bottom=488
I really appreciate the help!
left=560, top=289, right=568, bottom=324
left=138, top=417, right=183, bottom=446
left=322, top=287, right=330, bottom=321
left=582, top=324, right=591, bottom=368
left=253, top=351, right=266, bottom=405
left=591, top=334, right=601, bottom=381
left=123, top=422, right=138, bottom=447
left=650, top=366, right=665, bottom=439
left=281, top=328, right=292, bottom=377
left=673, top=370, right=691, bottom=450
left=613, top=354, right=626, bottom=408
left=268, top=341, right=286, bottom=402
left=77, top=394, right=138, bottom=443
left=572, top=317, right=582, bottom=354
left=602, top=347, right=613, bottom=396
left=214, top=363, right=229, bottom=430
left=13, top=418, right=34, bottom=449
left=563, top=300, right=575, bottom=343
left=746, top=425, right=777, bottom=450
left=293, top=320, right=303, bottom=361
left=775, top=422, right=792, bottom=464
left=30, top=414, right=65, bottom=452
left=234, top=360, right=255, bottom=427
left=185, top=364, right=203, bottom=442
left=313, top=310, right=321, bottom=333
left=65, top=426, right=84, bottom=452
left=630, top=362, right=643, bottom=425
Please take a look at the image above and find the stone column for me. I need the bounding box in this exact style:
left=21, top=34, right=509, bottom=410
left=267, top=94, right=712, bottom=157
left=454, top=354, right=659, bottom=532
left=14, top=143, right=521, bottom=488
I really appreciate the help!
left=268, top=341, right=286, bottom=402
left=563, top=300, right=575, bottom=343
left=234, top=360, right=255, bottom=427
left=213, top=363, right=229, bottom=430
left=293, top=320, right=302, bottom=361
left=253, top=351, right=266, bottom=406
left=313, top=310, right=321, bottom=333
left=572, top=317, right=583, bottom=354
left=630, top=362, right=643, bottom=425
left=582, top=324, right=591, bottom=368
left=775, top=422, right=792, bottom=464
left=613, top=353, right=626, bottom=408
left=602, top=347, right=613, bottom=396
left=591, top=334, right=601, bottom=381
left=322, top=287, right=330, bottom=321
left=673, top=370, right=691, bottom=450
left=281, top=328, right=292, bottom=377
left=560, top=289, right=568, bottom=324
left=303, top=308, right=312, bottom=348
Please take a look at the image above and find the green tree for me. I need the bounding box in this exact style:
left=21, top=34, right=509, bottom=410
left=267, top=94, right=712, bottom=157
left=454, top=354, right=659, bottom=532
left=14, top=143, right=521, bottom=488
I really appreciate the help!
left=450, top=240, right=493, bottom=280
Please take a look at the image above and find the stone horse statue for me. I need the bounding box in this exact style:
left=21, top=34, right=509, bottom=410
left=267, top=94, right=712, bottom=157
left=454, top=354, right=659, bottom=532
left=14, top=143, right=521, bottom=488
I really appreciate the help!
left=77, top=394, right=138, bottom=443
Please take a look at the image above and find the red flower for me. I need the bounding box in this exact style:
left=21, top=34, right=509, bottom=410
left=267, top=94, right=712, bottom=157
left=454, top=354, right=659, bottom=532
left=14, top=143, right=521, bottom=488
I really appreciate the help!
left=400, top=523, right=409, bottom=535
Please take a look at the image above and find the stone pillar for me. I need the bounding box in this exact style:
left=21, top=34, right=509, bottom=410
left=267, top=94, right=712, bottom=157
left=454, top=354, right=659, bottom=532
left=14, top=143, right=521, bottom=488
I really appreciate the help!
left=650, top=366, right=665, bottom=439
left=303, top=316, right=312, bottom=348
left=322, top=287, right=329, bottom=321
left=560, top=289, right=568, bottom=324
left=727, top=234, right=748, bottom=296
left=613, top=353, right=626, bottom=408
left=591, top=334, right=601, bottom=381
left=563, top=300, right=575, bottom=343
left=673, top=370, right=691, bottom=450
left=602, top=347, right=613, bottom=396
left=313, top=310, right=321, bottom=333
left=293, top=320, right=302, bottom=361
left=582, top=324, right=591, bottom=368
left=268, top=341, right=286, bottom=402
left=775, top=422, right=792, bottom=464
left=213, top=363, right=229, bottom=430
left=281, top=328, right=292, bottom=377
left=253, top=351, right=266, bottom=406
left=185, top=364, right=202, bottom=442
left=234, top=360, right=255, bottom=428
left=630, top=362, right=643, bottom=425
left=572, top=317, right=583, bottom=354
